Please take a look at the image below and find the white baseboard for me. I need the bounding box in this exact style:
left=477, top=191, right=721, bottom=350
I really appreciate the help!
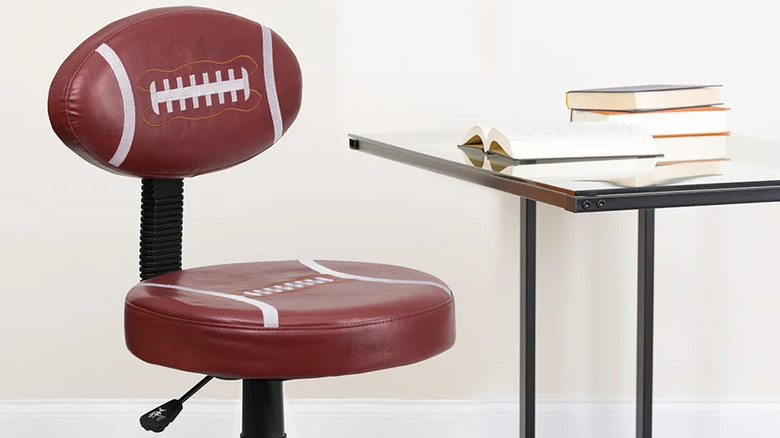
left=0, top=399, right=519, bottom=438
left=4, top=399, right=780, bottom=438
left=536, top=400, right=780, bottom=438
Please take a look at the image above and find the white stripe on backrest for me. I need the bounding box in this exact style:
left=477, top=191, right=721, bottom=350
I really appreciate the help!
left=214, top=71, right=225, bottom=105
left=95, top=43, right=136, bottom=167
left=261, top=25, right=283, bottom=142
left=298, top=260, right=452, bottom=295
left=176, top=76, right=186, bottom=110
left=228, top=69, right=237, bottom=102
left=202, top=73, right=213, bottom=107
left=162, top=79, right=173, bottom=113
left=189, top=74, right=199, bottom=108
left=241, top=67, right=250, bottom=100
left=139, top=283, right=279, bottom=328
left=155, top=76, right=244, bottom=104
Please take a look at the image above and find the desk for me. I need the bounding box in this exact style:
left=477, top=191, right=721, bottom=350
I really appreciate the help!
left=347, top=131, right=780, bottom=438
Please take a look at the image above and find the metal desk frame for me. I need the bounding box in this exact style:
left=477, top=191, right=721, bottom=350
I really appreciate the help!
left=349, top=134, right=780, bottom=438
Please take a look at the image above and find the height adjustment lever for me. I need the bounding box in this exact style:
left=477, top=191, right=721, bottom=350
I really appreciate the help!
left=140, top=375, right=214, bottom=433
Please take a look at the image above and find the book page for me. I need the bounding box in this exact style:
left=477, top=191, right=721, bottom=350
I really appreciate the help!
left=462, top=124, right=491, bottom=147
left=482, top=121, right=656, bottom=160
left=495, top=121, right=647, bottom=140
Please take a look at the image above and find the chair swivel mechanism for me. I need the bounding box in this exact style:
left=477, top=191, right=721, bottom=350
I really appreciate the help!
left=47, top=7, right=456, bottom=438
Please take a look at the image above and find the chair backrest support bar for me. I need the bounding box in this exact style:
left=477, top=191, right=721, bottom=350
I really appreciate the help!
left=140, top=178, right=184, bottom=280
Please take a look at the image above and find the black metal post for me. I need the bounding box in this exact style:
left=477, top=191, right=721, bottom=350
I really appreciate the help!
left=637, top=209, right=655, bottom=438
left=520, top=198, right=536, bottom=438
left=242, top=380, right=286, bottom=438
left=140, top=179, right=184, bottom=280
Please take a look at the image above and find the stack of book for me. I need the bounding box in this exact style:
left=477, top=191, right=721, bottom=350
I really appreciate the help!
left=566, top=84, right=729, bottom=183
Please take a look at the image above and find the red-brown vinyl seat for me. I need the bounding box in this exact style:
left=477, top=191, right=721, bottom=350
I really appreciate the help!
left=125, top=260, right=455, bottom=379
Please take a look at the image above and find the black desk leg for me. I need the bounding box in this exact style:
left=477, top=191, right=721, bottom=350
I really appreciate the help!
left=637, top=208, right=655, bottom=438
left=520, top=198, right=536, bottom=438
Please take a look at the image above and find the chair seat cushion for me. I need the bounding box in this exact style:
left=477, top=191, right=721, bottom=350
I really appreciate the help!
left=125, top=259, right=455, bottom=379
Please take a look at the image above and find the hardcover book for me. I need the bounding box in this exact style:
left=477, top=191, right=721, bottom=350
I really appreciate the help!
left=566, top=84, right=722, bottom=111
left=601, top=159, right=729, bottom=187
left=655, top=135, right=729, bottom=163
left=570, top=106, right=730, bottom=137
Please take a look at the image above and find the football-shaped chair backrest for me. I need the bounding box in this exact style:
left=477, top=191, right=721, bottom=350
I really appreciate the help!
left=48, top=6, right=302, bottom=178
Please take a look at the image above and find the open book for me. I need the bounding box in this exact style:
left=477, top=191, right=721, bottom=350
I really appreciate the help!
left=460, top=146, right=659, bottom=180
left=462, top=122, right=659, bottom=161
left=462, top=148, right=726, bottom=183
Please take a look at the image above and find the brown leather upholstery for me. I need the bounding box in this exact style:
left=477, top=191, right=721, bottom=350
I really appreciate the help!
left=48, top=7, right=302, bottom=178
left=125, top=260, right=456, bottom=378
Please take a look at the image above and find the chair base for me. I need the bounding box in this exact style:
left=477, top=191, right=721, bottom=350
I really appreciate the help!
left=241, top=380, right=286, bottom=438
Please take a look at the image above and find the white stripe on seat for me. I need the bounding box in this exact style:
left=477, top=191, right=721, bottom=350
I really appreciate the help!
left=298, top=260, right=452, bottom=295
left=138, top=282, right=279, bottom=328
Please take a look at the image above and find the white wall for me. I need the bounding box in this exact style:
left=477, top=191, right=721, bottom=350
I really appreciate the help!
left=2, top=0, right=780, bottom=403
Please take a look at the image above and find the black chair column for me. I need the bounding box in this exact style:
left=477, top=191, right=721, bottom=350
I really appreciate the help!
left=242, top=380, right=286, bottom=438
